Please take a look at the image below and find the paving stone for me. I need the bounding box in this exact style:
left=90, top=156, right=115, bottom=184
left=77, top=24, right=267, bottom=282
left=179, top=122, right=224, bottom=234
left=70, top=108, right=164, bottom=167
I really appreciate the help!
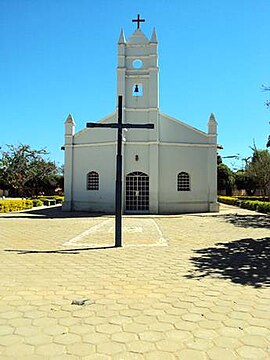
left=84, top=355, right=110, bottom=360
left=113, top=352, right=145, bottom=360
left=178, top=348, right=208, bottom=360
left=155, top=339, right=184, bottom=352
left=193, top=328, right=219, bottom=340
left=139, top=330, right=165, bottom=342
left=244, top=326, right=269, bottom=336
left=25, top=334, right=53, bottom=346
left=54, top=332, right=81, bottom=345
left=123, top=322, right=149, bottom=333
left=52, top=355, right=78, bottom=360
left=165, top=329, right=192, bottom=341
left=69, top=323, right=95, bottom=335
left=126, top=340, right=156, bottom=353
left=145, top=351, right=176, bottom=359
left=35, top=343, right=65, bottom=356
left=207, top=346, right=237, bottom=359
left=0, top=334, right=24, bottom=346
left=15, top=326, right=39, bottom=337
left=109, top=315, right=133, bottom=325
left=96, top=323, right=122, bottom=334
left=83, top=333, right=110, bottom=344
left=111, top=331, right=138, bottom=343
left=213, top=336, right=241, bottom=349
left=43, top=325, right=67, bottom=336
left=1, top=311, right=22, bottom=319
left=185, top=338, right=213, bottom=351
left=181, top=313, right=203, bottom=322
left=0, top=325, right=14, bottom=336
left=240, top=335, right=269, bottom=348
left=217, top=326, right=243, bottom=337
left=236, top=345, right=269, bottom=359
left=96, top=341, right=126, bottom=355
left=174, top=320, right=199, bottom=330
left=66, top=342, right=95, bottom=356
left=3, top=343, right=34, bottom=356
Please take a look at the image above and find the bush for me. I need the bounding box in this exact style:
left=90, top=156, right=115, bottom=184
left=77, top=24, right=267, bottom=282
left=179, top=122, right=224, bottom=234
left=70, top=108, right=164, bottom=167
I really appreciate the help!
left=234, top=196, right=269, bottom=202
left=256, top=202, right=270, bottom=214
left=32, top=198, right=43, bottom=207
left=217, top=196, right=240, bottom=206
left=37, top=196, right=64, bottom=204
left=218, top=196, right=270, bottom=214
left=240, top=200, right=259, bottom=211
left=0, top=199, right=33, bottom=213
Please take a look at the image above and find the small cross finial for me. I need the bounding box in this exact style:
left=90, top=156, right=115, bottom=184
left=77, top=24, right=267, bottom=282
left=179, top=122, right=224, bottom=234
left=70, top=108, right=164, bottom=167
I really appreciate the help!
left=132, top=14, right=145, bottom=29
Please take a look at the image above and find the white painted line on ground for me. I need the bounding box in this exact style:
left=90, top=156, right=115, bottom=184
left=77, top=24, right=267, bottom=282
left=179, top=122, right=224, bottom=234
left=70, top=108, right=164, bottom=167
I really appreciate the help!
left=63, top=219, right=111, bottom=246
left=63, top=218, right=168, bottom=248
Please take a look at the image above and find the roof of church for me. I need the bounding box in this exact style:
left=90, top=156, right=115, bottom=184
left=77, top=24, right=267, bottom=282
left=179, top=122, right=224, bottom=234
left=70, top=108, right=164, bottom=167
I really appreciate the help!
left=127, top=29, right=149, bottom=44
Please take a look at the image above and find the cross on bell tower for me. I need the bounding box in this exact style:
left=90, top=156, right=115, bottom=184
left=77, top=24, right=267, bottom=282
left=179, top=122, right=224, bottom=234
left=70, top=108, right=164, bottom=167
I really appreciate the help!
left=132, top=14, right=145, bottom=29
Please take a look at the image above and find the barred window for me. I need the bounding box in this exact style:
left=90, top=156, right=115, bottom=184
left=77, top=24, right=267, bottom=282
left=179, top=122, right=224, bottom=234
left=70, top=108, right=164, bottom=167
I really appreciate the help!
left=177, top=172, right=190, bottom=191
left=87, top=171, right=99, bottom=190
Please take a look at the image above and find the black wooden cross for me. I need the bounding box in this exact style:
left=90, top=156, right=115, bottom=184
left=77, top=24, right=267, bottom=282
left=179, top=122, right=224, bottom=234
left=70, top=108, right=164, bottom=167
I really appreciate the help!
left=132, top=14, right=145, bottom=29
left=86, top=96, right=154, bottom=247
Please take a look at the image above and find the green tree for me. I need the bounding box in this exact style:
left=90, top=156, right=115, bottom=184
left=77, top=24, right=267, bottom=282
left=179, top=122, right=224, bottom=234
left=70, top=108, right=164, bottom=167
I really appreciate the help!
left=262, top=85, right=270, bottom=147
left=0, top=144, right=58, bottom=196
left=217, top=163, right=235, bottom=196
left=234, top=170, right=257, bottom=195
left=246, top=148, right=270, bottom=196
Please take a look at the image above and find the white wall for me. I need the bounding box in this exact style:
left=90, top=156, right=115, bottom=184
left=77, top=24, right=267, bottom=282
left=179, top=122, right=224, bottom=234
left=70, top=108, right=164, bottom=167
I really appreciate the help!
left=72, top=144, right=116, bottom=212
left=158, top=145, right=210, bottom=213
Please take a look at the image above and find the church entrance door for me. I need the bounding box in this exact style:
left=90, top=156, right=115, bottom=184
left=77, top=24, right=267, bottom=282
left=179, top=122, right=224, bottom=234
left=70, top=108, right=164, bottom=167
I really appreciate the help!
left=125, top=172, right=149, bottom=212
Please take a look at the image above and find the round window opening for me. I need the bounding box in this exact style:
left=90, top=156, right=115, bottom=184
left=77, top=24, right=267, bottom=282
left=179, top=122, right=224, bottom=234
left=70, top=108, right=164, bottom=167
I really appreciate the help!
left=132, top=59, right=143, bottom=69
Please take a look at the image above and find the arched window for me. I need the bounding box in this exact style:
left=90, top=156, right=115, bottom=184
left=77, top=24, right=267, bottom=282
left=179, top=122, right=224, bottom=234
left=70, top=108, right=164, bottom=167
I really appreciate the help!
left=87, top=171, right=99, bottom=190
left=177, top=172, right=190, bottom=191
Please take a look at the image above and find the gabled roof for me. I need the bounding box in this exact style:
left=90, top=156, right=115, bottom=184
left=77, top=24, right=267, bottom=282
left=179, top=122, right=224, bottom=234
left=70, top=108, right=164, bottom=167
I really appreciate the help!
left=127, top=29, right=149, bottom=44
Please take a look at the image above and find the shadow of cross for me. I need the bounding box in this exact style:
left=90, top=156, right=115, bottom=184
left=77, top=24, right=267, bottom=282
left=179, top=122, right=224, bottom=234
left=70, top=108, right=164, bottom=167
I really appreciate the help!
left=86, top=95, right=154, bottom=248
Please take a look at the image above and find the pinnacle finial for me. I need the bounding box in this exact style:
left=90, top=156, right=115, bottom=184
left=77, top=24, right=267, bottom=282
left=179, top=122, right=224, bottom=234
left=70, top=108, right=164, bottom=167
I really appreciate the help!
left=65, top=114, right=75, bottom=125
left=118, top=28, right=126, bottom=44
left=150, top=27, right=158, bottom=43
left=208, top=113, right=217, bottom=134
left=209, top=113, right=216, bottom=122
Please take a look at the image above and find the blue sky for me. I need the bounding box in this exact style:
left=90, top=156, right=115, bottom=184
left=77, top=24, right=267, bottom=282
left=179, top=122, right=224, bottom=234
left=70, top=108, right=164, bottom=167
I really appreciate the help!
left=0, top=0, right=269, bottom=170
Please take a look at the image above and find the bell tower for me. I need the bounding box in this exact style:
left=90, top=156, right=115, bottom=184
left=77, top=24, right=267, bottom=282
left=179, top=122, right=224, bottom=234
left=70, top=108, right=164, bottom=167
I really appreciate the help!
left=117, top=15, right=159, bottom=141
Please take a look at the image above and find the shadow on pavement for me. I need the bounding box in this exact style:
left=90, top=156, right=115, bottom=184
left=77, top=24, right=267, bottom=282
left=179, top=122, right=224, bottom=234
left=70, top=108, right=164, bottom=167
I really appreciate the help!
left=0, top=205, right=106, bottom=219
left=185, top=237, right=270, bottom=288
left=218, top=214, right=270, bottom=229
left=5, top=245, right=116, bottom=255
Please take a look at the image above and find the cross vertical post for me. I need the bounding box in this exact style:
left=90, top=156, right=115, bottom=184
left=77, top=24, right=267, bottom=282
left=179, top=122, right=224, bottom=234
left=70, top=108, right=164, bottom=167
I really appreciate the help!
left=86, top=96, right=154, bottom=248
left=115, top=96, right=123, bottom=247
left=132, top=14, right=145, bottom=29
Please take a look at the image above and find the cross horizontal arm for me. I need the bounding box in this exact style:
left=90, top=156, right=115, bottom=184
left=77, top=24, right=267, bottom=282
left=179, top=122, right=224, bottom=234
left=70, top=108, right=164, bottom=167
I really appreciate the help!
left=87, top=123, right=118, bottom=128
left=124, top=123, right=154, bottom=129
left=86, top=123, right=154, bottom=129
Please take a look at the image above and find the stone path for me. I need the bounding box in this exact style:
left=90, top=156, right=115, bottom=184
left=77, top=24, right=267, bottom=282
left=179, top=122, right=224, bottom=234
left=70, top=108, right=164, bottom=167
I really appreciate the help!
left=0, top=204, right=269, bottom=359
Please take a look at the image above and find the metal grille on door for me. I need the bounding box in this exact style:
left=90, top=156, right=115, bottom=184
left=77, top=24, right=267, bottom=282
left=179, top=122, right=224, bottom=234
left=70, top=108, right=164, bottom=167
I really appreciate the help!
left=126, top=172, right=149, bottom=211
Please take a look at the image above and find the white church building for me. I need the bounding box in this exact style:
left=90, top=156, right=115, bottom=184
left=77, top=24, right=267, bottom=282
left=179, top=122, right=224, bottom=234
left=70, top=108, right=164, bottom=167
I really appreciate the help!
left=63, top=16, right=219, bottom=214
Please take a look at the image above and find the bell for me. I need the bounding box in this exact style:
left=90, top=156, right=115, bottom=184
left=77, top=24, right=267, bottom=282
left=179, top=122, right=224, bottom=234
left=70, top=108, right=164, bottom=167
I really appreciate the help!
left=134, top=84, right=139, bottom=93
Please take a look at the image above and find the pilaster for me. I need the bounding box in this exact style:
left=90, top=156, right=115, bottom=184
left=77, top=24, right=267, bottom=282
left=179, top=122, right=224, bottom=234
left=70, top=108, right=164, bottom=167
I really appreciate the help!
left=62, top=115, right=75, bottom=212
left=149, top=144, right=159, bottom=213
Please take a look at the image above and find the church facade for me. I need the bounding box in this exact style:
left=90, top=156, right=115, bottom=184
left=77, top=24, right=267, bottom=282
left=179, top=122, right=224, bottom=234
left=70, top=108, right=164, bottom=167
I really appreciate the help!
left=63, top=19, right=219, bottom=214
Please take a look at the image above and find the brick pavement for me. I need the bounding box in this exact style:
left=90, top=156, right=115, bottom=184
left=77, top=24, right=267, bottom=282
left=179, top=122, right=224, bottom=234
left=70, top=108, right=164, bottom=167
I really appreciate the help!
left=0, top=204, right=269, bottom=359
